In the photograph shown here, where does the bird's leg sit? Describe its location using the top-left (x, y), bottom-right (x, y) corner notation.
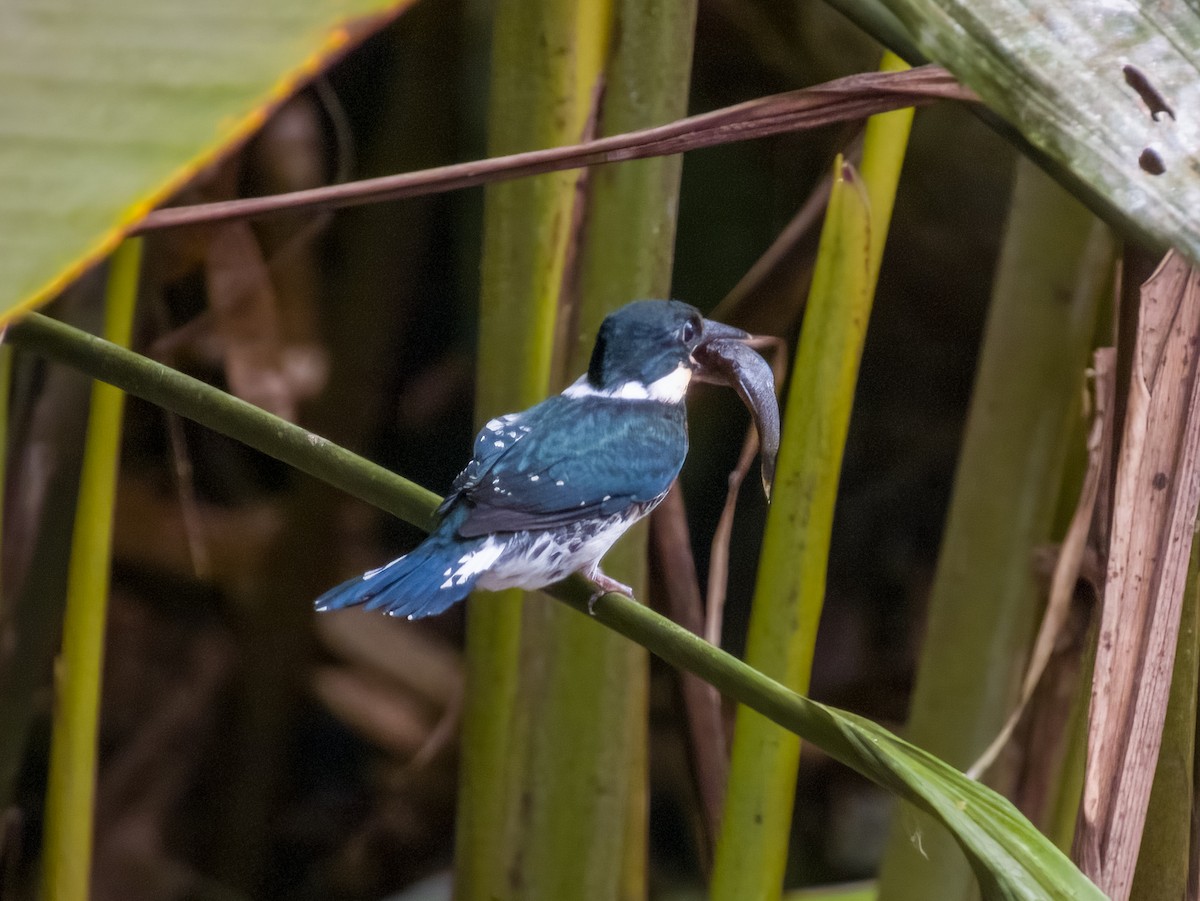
top-left (584, 563), bottom-right (634, 614)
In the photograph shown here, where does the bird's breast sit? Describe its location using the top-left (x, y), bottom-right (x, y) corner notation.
top-left (475, 497), bottom-right (661, 592)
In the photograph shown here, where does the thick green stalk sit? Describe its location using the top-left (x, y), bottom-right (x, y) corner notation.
top-left (1129, 530), bottom-right (1200, 900)
top-left (4, 310), bottom-right (1105, 900)
top-left (41, 238), bottom-right (142, 901)
top-left (877, 159), bottom-right (1110, 901)
top-left (456, 1), bottom-right (613, 898)
top-left (712, 55), bottom-right (913, 901)
top-left (505, 0), bottom-right (696, 896)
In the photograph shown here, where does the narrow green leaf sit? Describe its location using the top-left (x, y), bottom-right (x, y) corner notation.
top-left (40, 238), bottom-right (142, 901)
top-left (712, 53), bottom-right (914, 900)
top-left (0, 0), bottom-right (416, 320)
top-left (712, 155), bottom-right (871, 900)
top-left (6, 311), bottom-right (1106, 901)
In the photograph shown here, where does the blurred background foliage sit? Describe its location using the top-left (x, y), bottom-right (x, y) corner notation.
top-left (1, 0), bottom-right (1044, 898)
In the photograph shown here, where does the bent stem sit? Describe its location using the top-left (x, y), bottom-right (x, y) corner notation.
top-left (6, 309), bottom-right (1103, 900)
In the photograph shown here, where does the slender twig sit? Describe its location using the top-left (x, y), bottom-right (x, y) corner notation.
top-left (6, 314), bottom-right (440, 532)
top-left (131, 67), bottom-right (973, 234)
top-left (650, 486), bottom-right (728, 866)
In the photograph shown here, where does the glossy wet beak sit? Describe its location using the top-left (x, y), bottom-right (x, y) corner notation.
top-left (692, 320), bottom-right (780, 499)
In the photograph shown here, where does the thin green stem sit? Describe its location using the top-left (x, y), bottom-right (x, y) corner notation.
top-left (7, 310), bottom-right (1102, 901)
top-left (41, 238), bottom-right (143, 901)
top-left (712, 52), bottom-right (914, 900)
top-left (6, 314), bottom-right (440, 531)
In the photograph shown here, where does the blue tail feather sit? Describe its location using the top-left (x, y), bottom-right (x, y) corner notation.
top-left (314, 524), bottom-right (486, 620)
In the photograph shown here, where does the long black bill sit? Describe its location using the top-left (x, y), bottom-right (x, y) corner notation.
top-left (692, 321), bottom-right (780, 499)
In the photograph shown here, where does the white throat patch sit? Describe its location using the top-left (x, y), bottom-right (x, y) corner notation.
top-left (562, 364), bottom-right (692, 403)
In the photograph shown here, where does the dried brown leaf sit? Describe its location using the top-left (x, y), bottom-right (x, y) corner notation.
top-left (1075, 251), bottom-right (1200, 900)
top-left (205, 222), bottom-right (300, 420)
top-left (649, 486), bottom-right (727, 864)
top-left (314, 609), bottom-right (462, 710)
top-left (312, 666), bottom-right (437, 758)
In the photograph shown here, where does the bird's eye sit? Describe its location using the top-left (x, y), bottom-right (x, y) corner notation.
top-left (681, 318), bottom-right (699, 344)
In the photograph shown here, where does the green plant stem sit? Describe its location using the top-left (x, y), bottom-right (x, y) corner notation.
top-left (457, 1), bottom-right (614, 897)
top-left (502, 0), bottom-right (697, 895)
top-left (40, 238), bottom-right (142, 901)
top-left (5, 310), bottom-right (1104, 900)
top-left (712, 53), bottom-right (914, 901)
top-left (7, 316), bottom-right (439, 529)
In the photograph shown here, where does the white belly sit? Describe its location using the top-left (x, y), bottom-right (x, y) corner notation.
top-left (475, 512), bottom-right (639, 592)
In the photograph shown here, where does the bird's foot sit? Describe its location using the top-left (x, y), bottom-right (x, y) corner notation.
top-left (585, 567), bottom-right (634, 614)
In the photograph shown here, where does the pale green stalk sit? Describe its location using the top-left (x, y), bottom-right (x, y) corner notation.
top-left (41, 238), bottom-right (142, 901)
top-left (711, 53), bottom-right (914, 901)
top-left (455, 1), bottom-right (614, 897)
top-left (503, 0), bottom-right (696, 895)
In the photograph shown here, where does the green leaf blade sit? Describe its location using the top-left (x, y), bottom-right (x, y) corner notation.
top-left (879, 0), bottom-right (1200, 260)
top-left (0, 0), bottom-right (413, 320)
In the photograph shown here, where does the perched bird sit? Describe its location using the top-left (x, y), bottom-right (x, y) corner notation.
top-left (314, 300), bottom-right (774, 620)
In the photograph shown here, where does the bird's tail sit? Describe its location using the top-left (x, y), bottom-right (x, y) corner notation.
top-left (314, 518), bottom-right (495, 620)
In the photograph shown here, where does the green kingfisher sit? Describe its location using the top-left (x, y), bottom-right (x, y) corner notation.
top-left (314, 299), bottom-right (776, 619)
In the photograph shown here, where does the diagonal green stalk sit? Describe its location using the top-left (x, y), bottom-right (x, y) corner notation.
top-left (40, 238), bottom-right (142, 901)
top-left (877, 159), bottom-right (1111, 901)
top-left (6, 309), bottom-right (1104, 900)
top-left (456, 1), bottom-right (614, 897)
top-left (711, 53), bottom-right (914, 901)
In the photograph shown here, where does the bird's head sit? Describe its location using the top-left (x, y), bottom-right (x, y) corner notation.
top-left (575, 299), bottom-right (780, 497)
top-left (582, 300), bottom-right (749, 402)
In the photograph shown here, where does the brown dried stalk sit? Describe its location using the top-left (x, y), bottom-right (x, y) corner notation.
top-left (1075, 251), bottom-right (1200, 900)
top-left (132, 66), bottom-right (974, 233)
top-left (649, 486), bottom-right (727, 866)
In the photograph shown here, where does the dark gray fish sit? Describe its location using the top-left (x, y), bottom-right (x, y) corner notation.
top-left (694, 337), bottom-right (780, 498)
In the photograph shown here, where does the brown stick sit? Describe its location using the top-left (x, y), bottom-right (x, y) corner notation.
top-left (1075, 252), bottom-right (1200, 900)
top-left (650, 486), bottom-right (728, 867)
top-left (132, 67), bottom-right (974, 233)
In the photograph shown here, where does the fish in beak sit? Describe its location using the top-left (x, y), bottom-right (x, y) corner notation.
top-left (692, 320), bottom-right (780, 499)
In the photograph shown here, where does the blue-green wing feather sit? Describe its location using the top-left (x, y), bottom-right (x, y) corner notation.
top-left (447, 396), bottom-right (687, 537)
